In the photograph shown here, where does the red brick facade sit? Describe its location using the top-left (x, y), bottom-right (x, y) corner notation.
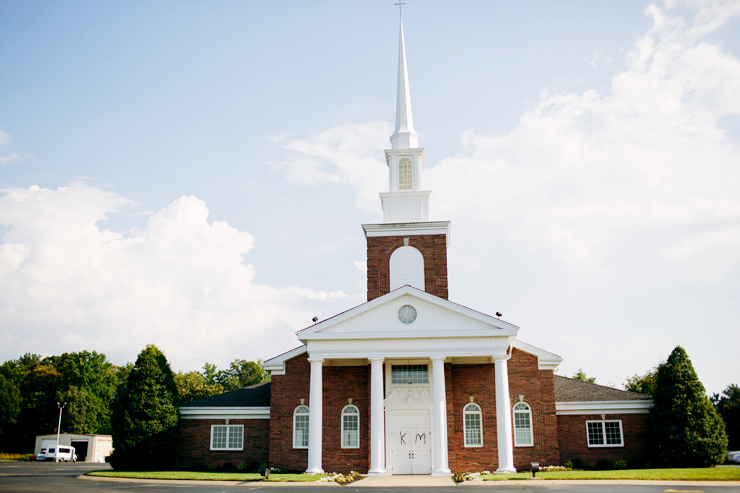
top-left (446, 349), bottom-right (560, 473)
top-left (180, 418), bottom-right (269, 468)
top-left (184, 349), bottom-right (649, 473)
top-left (268, 353), bottom-right (372, 474)
top-left (557, 413), bottom-right (649, 465)
top-left (366, 234), bottom-right (448, 301)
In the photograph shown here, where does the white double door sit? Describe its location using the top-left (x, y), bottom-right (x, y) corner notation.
top-left (389, 413), bottom-right (432, 475)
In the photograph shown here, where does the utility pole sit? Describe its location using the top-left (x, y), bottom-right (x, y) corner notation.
top-left (55, 402), bottom-right (66, 462)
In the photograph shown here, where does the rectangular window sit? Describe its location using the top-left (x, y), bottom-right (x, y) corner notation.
top-left (391, 365), bottom-right (429, 385)
top-left (294, 415), bottom-right (309, 448)
top-left (342, 414), bottom-right (359, 448)
top-left (464, 413), bottom-right (482, 446)
top-left (586, 420), bottom-right (623, 447)
top-left (211, 425), bottom-right (244, 451)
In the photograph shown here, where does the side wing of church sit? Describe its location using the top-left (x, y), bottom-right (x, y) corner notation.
top-left (180, 19), bottom-right (652, 475)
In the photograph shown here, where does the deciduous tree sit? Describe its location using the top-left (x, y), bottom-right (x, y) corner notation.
top-left (713, 384), bottom-right (740, 450)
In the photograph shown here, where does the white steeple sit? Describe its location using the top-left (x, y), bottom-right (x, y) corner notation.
top-left (391, 20), bottom-right (419, 149)
top-left (381, 19), bottom-right (431, 223)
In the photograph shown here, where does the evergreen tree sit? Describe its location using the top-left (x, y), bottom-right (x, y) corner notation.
top-left (110, 345), bottom-right (179, 470)
top-left (713, 384), bottom-right (740, 450)
top-left (649, 346), bottom-right (727, 467)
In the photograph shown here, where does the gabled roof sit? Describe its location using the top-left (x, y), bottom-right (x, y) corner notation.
top-left (553, 376), bottom-right (651, 402)
top-left (553, 375), bottom-right (653, 415)
top-left (296, 285), bottom-right (518, 342)
top-left (179, 381), bottom-right (271, 408)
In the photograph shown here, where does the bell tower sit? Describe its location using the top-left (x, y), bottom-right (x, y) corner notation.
top-left (363, 19), bottom-right (450, 301)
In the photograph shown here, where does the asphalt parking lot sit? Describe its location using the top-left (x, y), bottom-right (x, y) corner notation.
top-left (1, 461), bottom-right (740, 492)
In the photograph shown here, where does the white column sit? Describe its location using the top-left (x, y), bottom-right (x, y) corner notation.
top-left (306, 357), bottom-right (324, 474)
top-left (494, 357), bottom-right (517, 473)
top-left (431, 357), bottom-right (451, 475)
top-left (368, 358), bottom-right (386, 476)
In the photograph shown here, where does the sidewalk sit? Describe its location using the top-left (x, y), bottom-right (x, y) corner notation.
top-left (352, 475), bottom-right (455, 487)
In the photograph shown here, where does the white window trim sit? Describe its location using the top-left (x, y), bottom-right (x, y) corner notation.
top-left (463, 403), bottom-right (483, 448)
top-left (341, 404), bottom-right (360, 449)
top-left (586, 419), bottom-right (624, 448)
top-left (210, 424), bottom-right (244, 451)
top-left (293, 405), bottom-right (310, 449)
top-left (513, 402), bottom-right (534, 447)
top-left (390, 363), bottom-right (430, 386)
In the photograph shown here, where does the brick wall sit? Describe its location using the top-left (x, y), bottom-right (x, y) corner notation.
top-left (321, 365), bottom-right (371, 474)
top-left (557, 413), bottom-right (649, 465)
top-left (180, 418), bottom-right (269, 468)
top-left (446, 349), bottom-right (560, 473)
top-left (269, 353), bottom-right (310, 472)
top-left (268, 353), bottom-right (373, 474)
top-left (366, 234), bottom-right (448, 301)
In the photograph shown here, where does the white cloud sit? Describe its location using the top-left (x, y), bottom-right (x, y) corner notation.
top-left (270, 122), bottom-right (390, 213)
top-left (268, 3), bottom-right (740, 278)
top-left (0, 182), bottom-right (344, 370)
top-left (425, 1), bottom-right (740, 275)
top-left (0, 130), bottom-right (20, 165)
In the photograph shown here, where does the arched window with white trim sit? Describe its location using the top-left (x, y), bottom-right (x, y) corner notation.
top-left (293, 405), bottom-right (310, 449)
top-left (513, 402), bottom-right (533, 446)
top-left (341, 404), bottom-right (360, 448)
top-left (463, 403), bottom-right (483, 447)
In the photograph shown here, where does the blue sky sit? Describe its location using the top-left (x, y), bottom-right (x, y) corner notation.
top-left (1, 0), bottom-right (738, 394)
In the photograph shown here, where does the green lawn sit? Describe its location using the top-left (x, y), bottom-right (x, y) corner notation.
top-left (478, 468), bottom-right (740, 481)
top-left (85, 470), bottom-right (325, 482)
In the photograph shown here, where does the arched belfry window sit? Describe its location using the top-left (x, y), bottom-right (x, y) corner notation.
top-left (341, 404), bottom-right (360, 448)
top-left (390, 246), bottom-right (424, 292)
top-left (463, 403), bottom-right (483, 447)
top-left (398, 157), bottom-right (412, 190)
top-left (293, 405), bottom-right (309, 449)
top-left (513, 402), bottom-right (533, 446)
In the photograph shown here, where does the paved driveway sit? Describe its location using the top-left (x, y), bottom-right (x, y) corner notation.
top-left (1, 461), bottom-right (740, 492)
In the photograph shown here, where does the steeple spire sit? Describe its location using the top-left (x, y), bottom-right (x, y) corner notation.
top-left (391, 20), bottom-right (419, 149)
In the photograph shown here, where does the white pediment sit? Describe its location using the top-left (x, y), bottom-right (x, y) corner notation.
top-left (297, 286), bottom-right (518, 342)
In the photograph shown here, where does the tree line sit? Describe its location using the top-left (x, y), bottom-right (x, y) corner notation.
top-left (0, 347), bottom-right (269, 453)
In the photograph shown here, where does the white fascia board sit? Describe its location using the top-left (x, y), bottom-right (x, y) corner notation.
top-left (180, 407), bottom-right (270, 420)
top-left (362, 221), bottom-right (450, 239)
top-left (297, 286), bottom-right (518, 343)
top-left (512, 340), bottom-right (563, 370)
top-left (555, 400), bottom-right (653, 415)
top-left (263, 345), bottom-right (307, 375)
top-left (384, 147), bottom-right (425, 167)
top-left (305, 328), bottom-right (512, 340)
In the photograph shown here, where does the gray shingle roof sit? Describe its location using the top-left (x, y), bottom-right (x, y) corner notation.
top-left (554, 375), bottom-right (652, 402)
top-left (179, 381), bottom-right (271, 408)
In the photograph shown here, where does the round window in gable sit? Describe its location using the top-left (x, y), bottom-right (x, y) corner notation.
top-left (398, 305), bottom-right (417, 324)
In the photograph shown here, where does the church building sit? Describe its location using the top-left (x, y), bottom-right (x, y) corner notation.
top-left (180, 20), bottom-right (652, 475)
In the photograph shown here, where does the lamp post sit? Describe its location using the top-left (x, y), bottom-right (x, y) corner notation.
top-left (55, 402), bottom-right (66, 463)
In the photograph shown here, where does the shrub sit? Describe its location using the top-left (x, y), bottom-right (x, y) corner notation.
top-left (569, 457), bottom-right (585, 470)
top-left (595, 458), bottom-right (613, 470)
top-left (614, 459), bottom-right (628, 469)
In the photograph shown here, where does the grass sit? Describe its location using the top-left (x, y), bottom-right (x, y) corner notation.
top-left (85, 470), bottom-right (325, 482)
top-left (478, 468), bottom-right (740, 481)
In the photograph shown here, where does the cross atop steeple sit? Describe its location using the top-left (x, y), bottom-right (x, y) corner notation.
top-left (394, 2), bottom-right (406, 20)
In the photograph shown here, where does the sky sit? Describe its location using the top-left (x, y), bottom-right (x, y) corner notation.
top-left (1, 0), bottom-right (738, 394)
